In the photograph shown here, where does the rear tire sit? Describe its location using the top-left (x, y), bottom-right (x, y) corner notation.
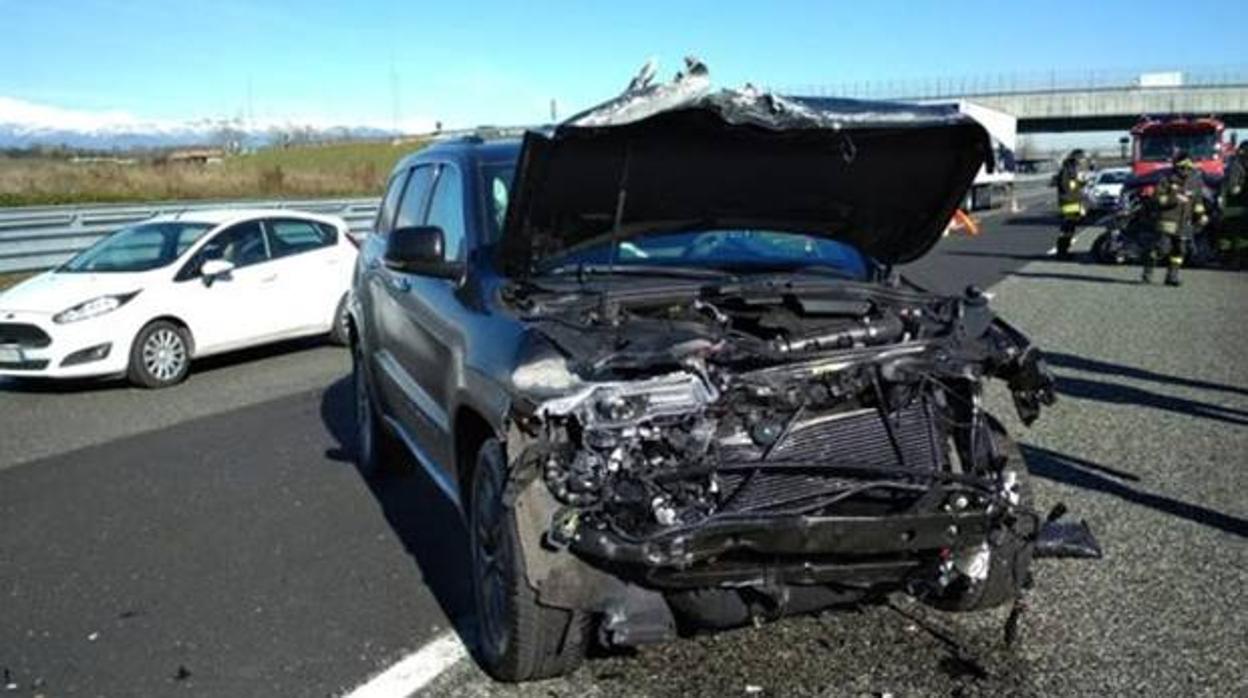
top-left (127, 321), bottom-right (192, 389)
top-left (469, 438), bottom-right (590, 682)
top-left (328, 293), bottom-right (350, 346)
top-left (352, 338), bottom-right (406, 477)
top-left (926, 427), bottom-right (1035, 612)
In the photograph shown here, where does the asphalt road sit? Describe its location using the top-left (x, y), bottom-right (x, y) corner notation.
top-left (4, 187), bottom-right (1245, 697)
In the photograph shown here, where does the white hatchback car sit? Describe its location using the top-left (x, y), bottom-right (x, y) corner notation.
top-left (0, 209), bottom-right (357, 388)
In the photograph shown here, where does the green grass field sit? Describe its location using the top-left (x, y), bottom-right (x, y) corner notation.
top-left (0, 139), bottom-right (425, 207)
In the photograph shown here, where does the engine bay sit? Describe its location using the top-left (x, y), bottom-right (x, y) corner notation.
top-left (506, 279), bottom-right (1057, 552)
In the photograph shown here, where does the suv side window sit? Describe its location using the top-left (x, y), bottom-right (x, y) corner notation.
top-left (266, 218), bottom-right (335, 258)
top-left (376, 169), bottom-right (409, 236)
top-left (394, 165), bottom-right (435, 232)
top-left (177, 220), bottom-right (269, 279)
top-left (427, 164), bottom-right (466, 262)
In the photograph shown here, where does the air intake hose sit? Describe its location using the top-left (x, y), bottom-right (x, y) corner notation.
top-left (771, 314), bottom-right (905, 353)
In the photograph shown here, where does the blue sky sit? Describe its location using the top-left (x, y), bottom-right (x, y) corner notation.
top-left (1, 0), bottom-right (1241, 130)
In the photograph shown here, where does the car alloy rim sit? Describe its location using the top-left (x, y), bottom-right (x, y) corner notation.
top-left (142, 329), bottom-right (186, 381)
top-left (473, 459), bottom-right (510, 658)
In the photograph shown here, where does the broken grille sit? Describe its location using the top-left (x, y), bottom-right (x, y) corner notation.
top-left (716, 404), bottom-right (945, 514)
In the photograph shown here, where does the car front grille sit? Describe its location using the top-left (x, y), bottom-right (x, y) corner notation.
top-left (716, 404), bottom-right (946, 514)
top-left (0, 323), bottom-right (52, 349)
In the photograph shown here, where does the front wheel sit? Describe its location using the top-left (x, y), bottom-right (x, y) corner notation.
top-left (925, 428), bottom-right (1035, 612)
top-left (469, 438), bottom-right (590, 682)
top-left (127, 321), bottom-right (192, 389)
top-left (1091, 232), bottom-right (1124, 265)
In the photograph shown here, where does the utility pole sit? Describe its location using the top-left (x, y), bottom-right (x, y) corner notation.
top-left (549, 98), bottom-right (558, 123)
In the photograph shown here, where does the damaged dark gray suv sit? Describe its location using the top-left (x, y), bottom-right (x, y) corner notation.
top-left (348, 62), bottom-right (1059, 682)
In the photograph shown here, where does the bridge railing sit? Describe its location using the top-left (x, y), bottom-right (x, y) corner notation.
top-left (782, 64), bottom-right (1248, 101)
top-left (0, 198), bottom-right (380, 273)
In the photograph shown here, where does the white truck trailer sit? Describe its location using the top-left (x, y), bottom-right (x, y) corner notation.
top-left (931, 101), bottom-right (1018, 210)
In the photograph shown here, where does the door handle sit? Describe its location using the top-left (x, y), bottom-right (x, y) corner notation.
top-left (261, 273), bottom-right (278, 283)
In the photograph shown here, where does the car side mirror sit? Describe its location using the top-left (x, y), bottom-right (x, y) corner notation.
top-left (200, 259), bottom-right (235, 283)
top-left (384, 225), bottom-right (462, 278)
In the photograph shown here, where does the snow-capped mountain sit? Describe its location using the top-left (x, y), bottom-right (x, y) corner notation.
top-left (0, 97), bottom-right (432, 149)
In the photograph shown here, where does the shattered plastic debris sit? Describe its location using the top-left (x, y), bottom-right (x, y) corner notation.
top-left (1034, 503), bottom-right (1103, 559)
top-left (1035, 520), bottom-right (1103, 559)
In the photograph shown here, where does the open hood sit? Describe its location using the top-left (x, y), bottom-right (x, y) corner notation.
top-left (500, 59), bottom-right (992, 274)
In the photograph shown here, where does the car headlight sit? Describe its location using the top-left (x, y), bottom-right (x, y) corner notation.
top-left (54, 291), bottom-right (140, 324)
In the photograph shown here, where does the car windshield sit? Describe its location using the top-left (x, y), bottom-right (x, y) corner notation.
top-left (1138, 132), bottom-right (1219, 162)
top-left (535, 229), bottom-right (872, 281)
top-left (60, 221), bottom-right (213, 273)
top-left (1098, 171), bottom-right (1129, 184)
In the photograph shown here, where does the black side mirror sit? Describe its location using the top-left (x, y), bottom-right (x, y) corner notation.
top-left (383, 226), bottom-right (462, 278)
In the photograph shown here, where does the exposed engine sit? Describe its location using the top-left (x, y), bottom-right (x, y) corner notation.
top-left (509, 283), bottom-right (1056, 548)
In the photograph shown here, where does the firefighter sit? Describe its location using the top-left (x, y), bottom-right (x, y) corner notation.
top-left (1054, 149), bottom-right (1086, 259)
top-left (1142, 151), bottom-right (1198, 286)
top-left (1217, 141), bottom-right (1248, 268)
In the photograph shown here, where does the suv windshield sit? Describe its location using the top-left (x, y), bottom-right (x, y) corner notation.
top-left (536, 229), bottom-right (871, 280)
top-left (61, 221), bottom-right (213, 273)
top-left (1138, 132), bottom-right (1219, 162)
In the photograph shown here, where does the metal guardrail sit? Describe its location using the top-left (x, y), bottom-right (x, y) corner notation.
top-left (0, 198), bottom-right (381, 273)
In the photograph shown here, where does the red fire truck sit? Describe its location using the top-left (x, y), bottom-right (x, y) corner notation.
top-left (1130, 116), bottom-right (1226, 178)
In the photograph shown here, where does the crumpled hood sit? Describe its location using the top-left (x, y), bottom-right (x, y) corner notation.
top-left (0, 270), bottom-right (146, 314)
top-left (501, 59), bottom-right (991, 273)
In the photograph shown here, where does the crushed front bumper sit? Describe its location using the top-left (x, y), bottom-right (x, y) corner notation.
top-left (571, 509), bottom-right (997, 588)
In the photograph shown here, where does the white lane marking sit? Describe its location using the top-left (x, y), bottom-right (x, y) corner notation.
top-left (343, 631), bottom-right (468, 698)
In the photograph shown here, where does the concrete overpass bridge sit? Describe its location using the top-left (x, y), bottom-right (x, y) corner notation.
top-left (788, 66), bottom-right (1248, 133)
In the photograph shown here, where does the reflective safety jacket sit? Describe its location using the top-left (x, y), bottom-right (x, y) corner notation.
top-left (1055, 161), bottom-right (1083, 219)
top-left (1153, 170), bottom-right (1192, 236)
top-left (1221, 156), bottom-right (1247, 227)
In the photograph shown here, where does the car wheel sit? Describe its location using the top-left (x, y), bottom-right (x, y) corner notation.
top-left (127, 321), bottom-right (192, 389)
top-left (329, 293), bottom-right (351, 346)
top-left (469, 437), bottom-right (590, 682)
top-left (926, 426), bottom-right (1035, 613)
top-left (1091, 233), bottom-right (1115, 264)
top-left (352, 339), bottom-right (405, 477)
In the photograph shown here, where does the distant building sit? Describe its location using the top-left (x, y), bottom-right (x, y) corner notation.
top-left (165, 148), bottom-right (225, 165)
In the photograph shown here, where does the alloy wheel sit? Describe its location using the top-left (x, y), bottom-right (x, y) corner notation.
top-left (141, 328), bottom-right (186, 382)
top-left (472, 455), bottom-right (511, 660)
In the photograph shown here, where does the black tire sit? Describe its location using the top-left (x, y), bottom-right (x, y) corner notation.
top-left (328, 293), bottom-right (351, 346)
top-left (469, 438), bottom-right (590, 682)
top-left (927, 427), bottom-right (1035, 613)
top-left (352, 338), bottom-right (406, 477)
top-left (1090, 233), bottom-right (1114, 264)
top-left (127, 321), bottom-right (192, 389)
